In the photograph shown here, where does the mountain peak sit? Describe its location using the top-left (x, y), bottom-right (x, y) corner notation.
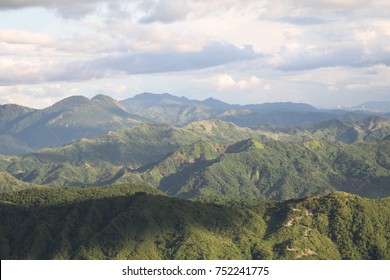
top-left (49, 95), bottom-right (90, 111)
top-left (91, 94), bottom-right (128, 111)
top-left (91, 94), bottom-right (116, 102)
top-left (201, 97), bottom-right (231, 110)
top-left (133, 92), bottom-right (176, 99)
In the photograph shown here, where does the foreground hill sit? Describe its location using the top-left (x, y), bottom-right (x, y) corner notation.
top-left (0, 188), bottom-right (388, 259)
top-left (0, 95), bottom-right (145, 155)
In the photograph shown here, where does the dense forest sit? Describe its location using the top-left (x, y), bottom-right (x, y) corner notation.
top-left (0, 186), bottom-right (388, 259)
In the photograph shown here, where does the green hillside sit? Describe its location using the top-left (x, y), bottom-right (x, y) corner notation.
top-left (0, 120), bottom-right (388, 200)
top-left (0, 172), bottom-right (35, 192)
top-left (0, 188), bottom-right (388, 260)
top-left (116, 138), bottom-right (389, 199)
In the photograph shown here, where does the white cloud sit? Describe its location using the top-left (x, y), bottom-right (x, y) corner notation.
top-left (213, 74), bottom-right (261, 91)
top-left (139, 0), bottom-right (266, 23)
top-left (139, 0), bottom-right (191, 23)
top-left (0, 0), bottom-right (266, 20)
top-left (0, 29), bottom-right (54, 45)
top-left (0, 84), bottom-right (70, 108)
top-left (0, 57), bottom-right (46, 84)
top-left (1, 0), bottom-right (390, 108)
top-left (263, 83), bottom-right (272, 91)
top-left (0, 41), bottom-right (259, 85)
top-left (327, 84), bottom-right (339, 91)
top-left (100, 21), bottom-right (207, 53)
top-left (0, 0), bottom-right (111, 18)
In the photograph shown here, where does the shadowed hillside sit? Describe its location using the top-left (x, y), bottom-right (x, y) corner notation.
top-left (0, 188), bottom-right (388, 260)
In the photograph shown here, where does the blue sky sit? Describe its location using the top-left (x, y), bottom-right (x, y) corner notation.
top-left (0, 0), bottom-right (390, 108)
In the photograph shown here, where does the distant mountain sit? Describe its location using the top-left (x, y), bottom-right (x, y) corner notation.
top-left (277, 116), bottom-right (390, 144)
top-left (0, 104), bottom-right (36, 132)
top-left (219, 110), bottom-right (338, 127)
top-left (1, 120), bottom-right (389, 199)
top-left (243, 102), bottom-right (317, 112)
top-left (0, 189), bottom-right (388, 259)
top-left (0, 95), bottom-right (145, 155)
top-left (1, 93), bottom-right (387, 156)
top-left (120, 92), bottom-right (338, 126)
top-left (120, 92), bottom-right (217, 125)
top-left (353, 101), bottom-right (390, 112)
top-left (201, 97), bottom-right (231, 110)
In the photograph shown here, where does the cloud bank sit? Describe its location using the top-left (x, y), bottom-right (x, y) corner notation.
top-left (1, 0), bottom-right (390, 107)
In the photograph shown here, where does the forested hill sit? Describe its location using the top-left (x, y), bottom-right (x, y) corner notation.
top-left (0, 123), bottom-right (388, 200)
top-left (127, 138), bottom-right (389, 199)
top-left (0, 187), bottom-right (388, 260)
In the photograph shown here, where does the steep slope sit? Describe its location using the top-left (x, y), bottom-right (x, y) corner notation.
top-left (0, 190), bottom-right (388, 260)
top-left (0, 95), bottom-right (145, 154)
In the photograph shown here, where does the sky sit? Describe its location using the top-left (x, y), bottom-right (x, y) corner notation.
top-left (0, 0), bottom-right (390, 109)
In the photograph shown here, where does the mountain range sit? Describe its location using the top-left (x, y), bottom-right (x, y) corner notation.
top-left (0, 92), bottom-right (389, 260)
top-left (1, 92), bottom-right (387, 155)
top-left (353, 101), bottom-right (390, 112)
